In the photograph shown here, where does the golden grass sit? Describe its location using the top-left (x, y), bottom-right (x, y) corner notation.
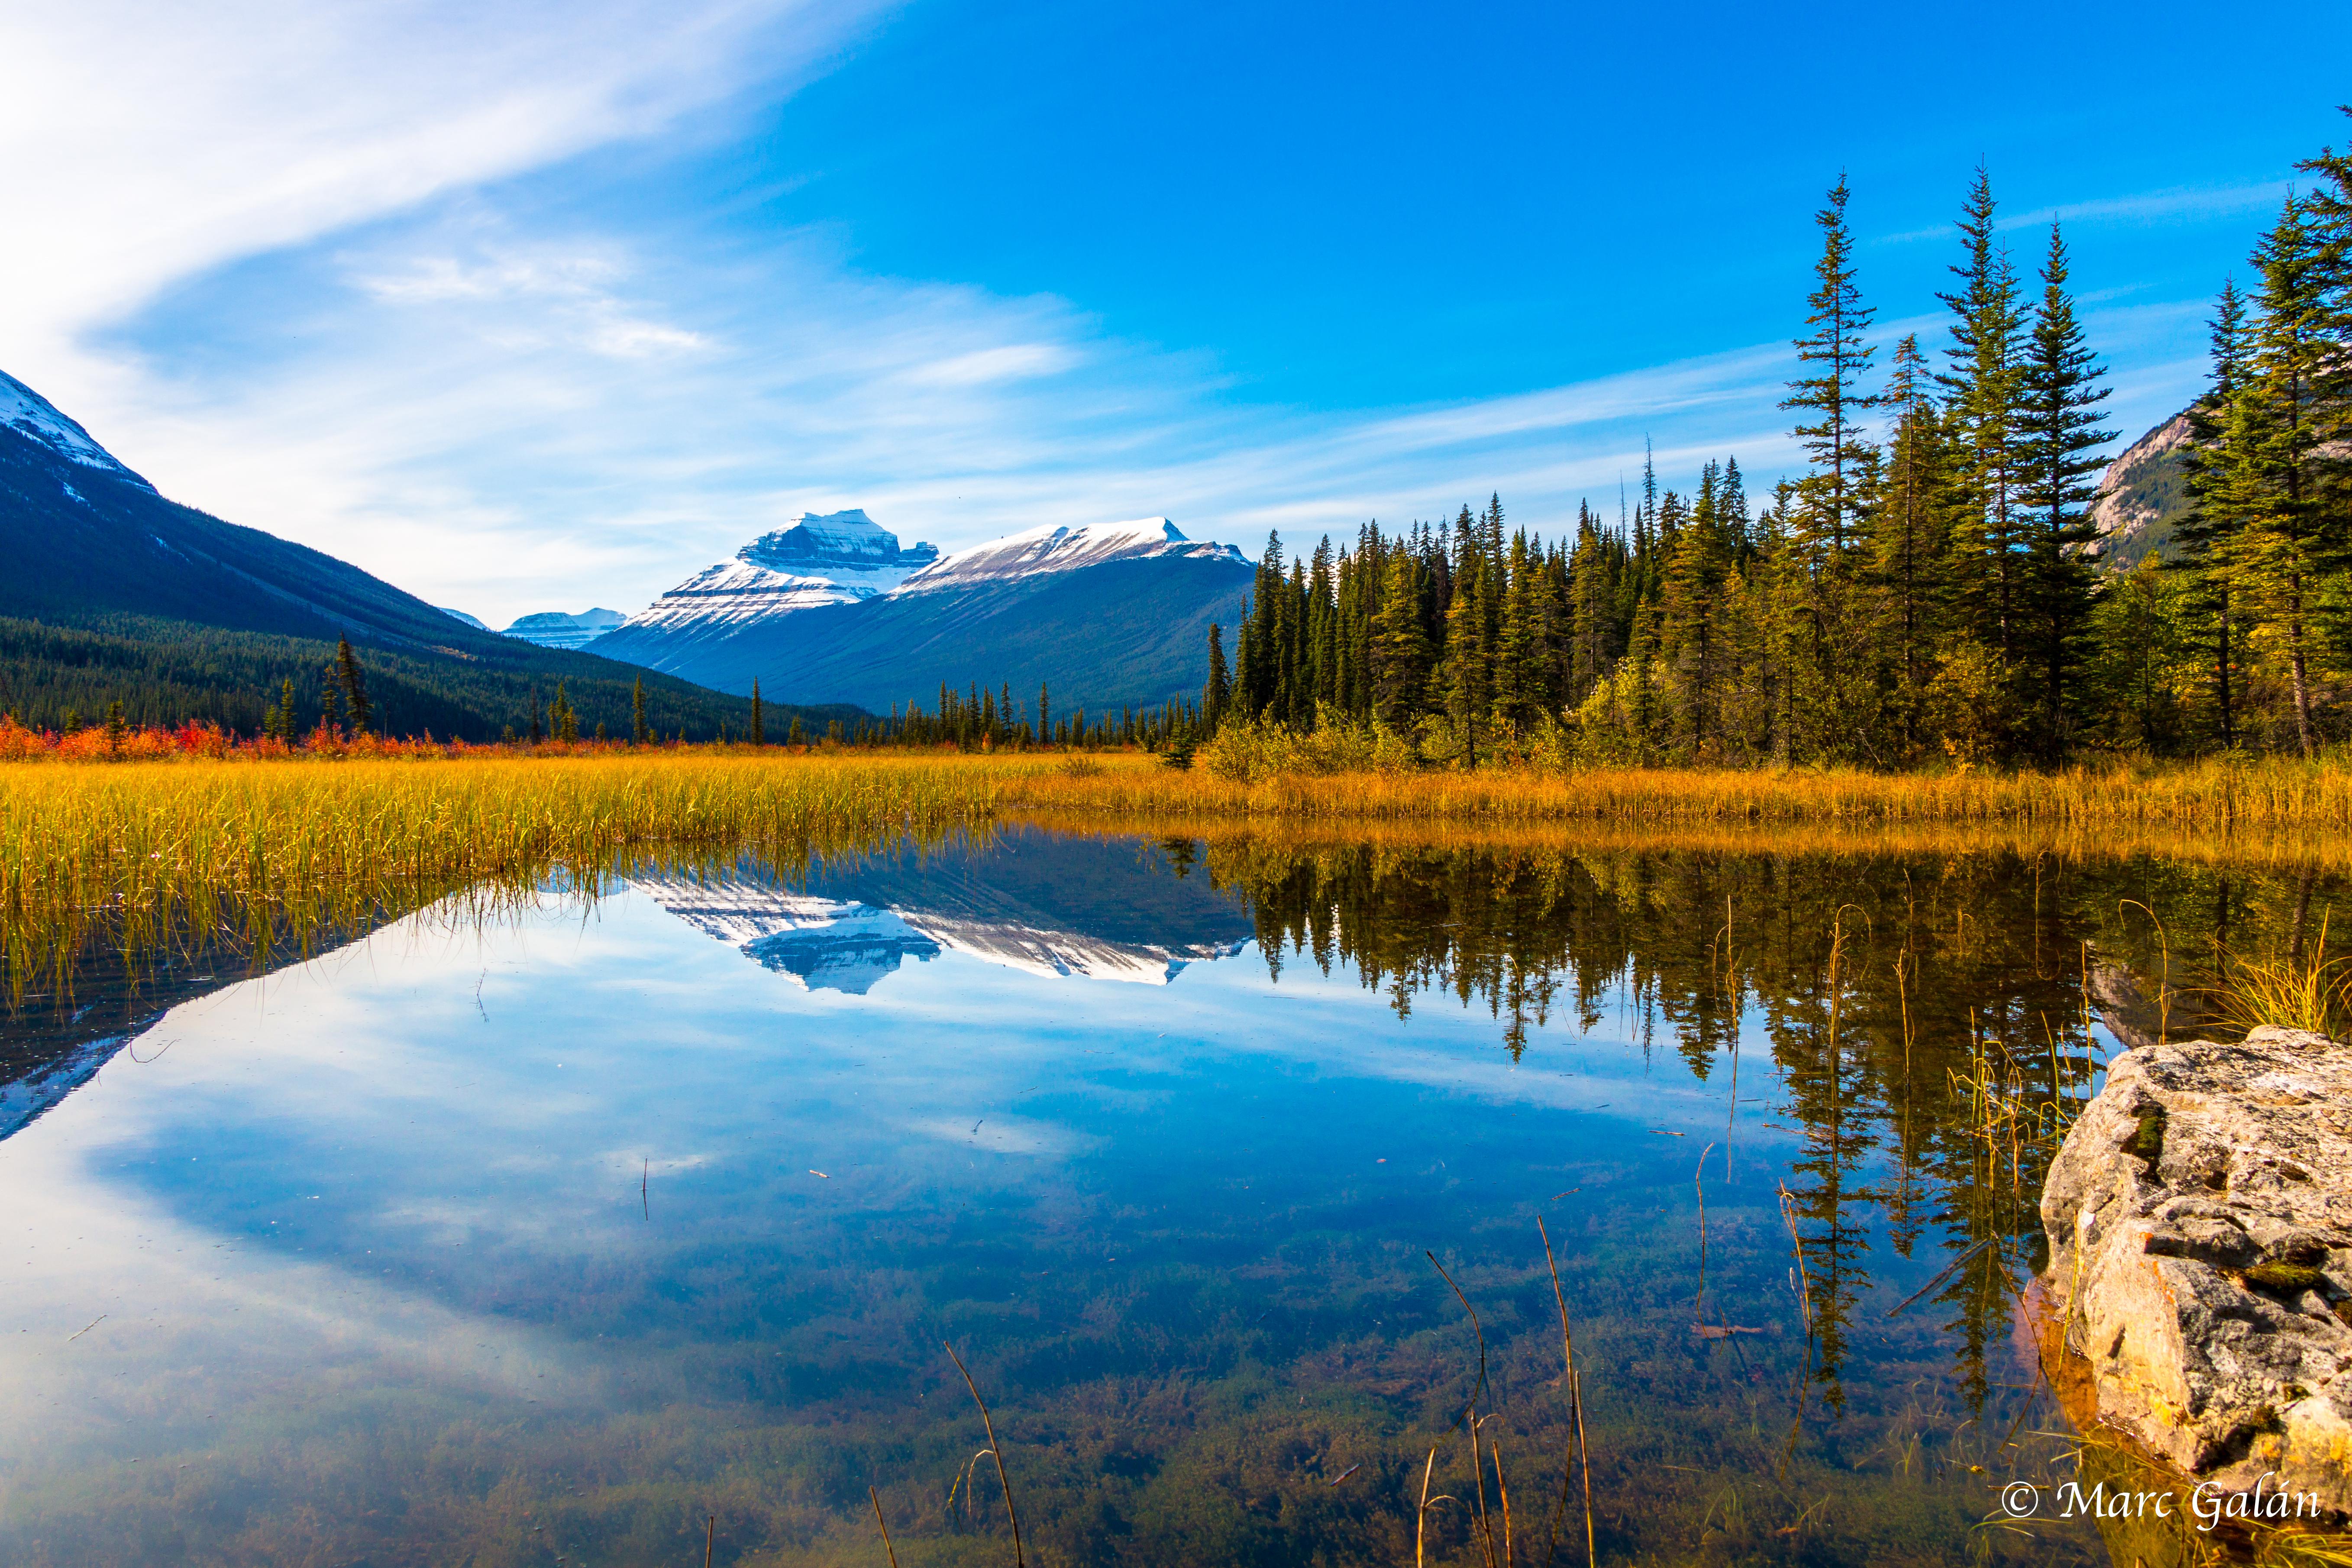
top-left (1002, 751), bottom-right (2352, 832)
top-left (0, 753), bottom-right (1047, 999)
top-left (2213, 911), bottom-right (2352, 1038)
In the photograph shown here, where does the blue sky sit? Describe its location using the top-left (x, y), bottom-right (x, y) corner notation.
top-left (1, 1), bottom-right (2342, 624)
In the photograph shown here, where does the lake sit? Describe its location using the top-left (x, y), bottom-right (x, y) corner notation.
top-left (0, 824), bottom-right (2336, 1565)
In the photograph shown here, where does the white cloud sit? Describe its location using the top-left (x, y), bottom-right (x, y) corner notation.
top-left (0, 0), bottom-right (892, 411)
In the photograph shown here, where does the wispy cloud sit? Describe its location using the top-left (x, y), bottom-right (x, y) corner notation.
top-left (0, 0), bottom-right (893, 407)
top-left (1876, 181), bottom-right (2291, 245)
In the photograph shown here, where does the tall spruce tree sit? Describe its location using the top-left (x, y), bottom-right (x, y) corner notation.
top-left (2014, 221), bottom-right (2113, 761)
top-left (1870, 333), bottom-right (1959, 756)
top-left (1781, 175), bottom-right (1880, 561)
top-left (2234, 195), bottom-right (2344, 754)
top-left (2178, 278), bottom-right (2252, 750)
top-left (1938, 166), bottom-right (2029, 666)
top-left (334, 638), bottom-right (372, 735)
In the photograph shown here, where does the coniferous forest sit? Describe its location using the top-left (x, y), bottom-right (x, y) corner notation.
top-left (1097, 122), bottom-right (2352, 773)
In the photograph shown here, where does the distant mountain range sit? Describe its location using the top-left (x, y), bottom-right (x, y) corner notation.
top-left (502, 607), bottom-right (627, 650)
top-left (0, 369), bottom-right (853, 739)
top-left (590, 510), bottom-right (1254, 715)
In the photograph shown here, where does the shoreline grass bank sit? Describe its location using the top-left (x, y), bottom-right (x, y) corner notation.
top-left (8, 748), bottom-right (2352, 996)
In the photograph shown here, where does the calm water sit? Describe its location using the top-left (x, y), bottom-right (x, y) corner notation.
top-left (0, 827), bottom-right (2340, 1566)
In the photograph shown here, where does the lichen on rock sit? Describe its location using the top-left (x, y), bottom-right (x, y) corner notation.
top-left (2040, 1025), bottom-right (2352, 1519)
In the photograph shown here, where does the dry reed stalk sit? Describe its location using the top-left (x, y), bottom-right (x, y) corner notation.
top-left (704, 1513), bottom-right (714, 1568)
top-left (1570, 1366), bottom-right (1595, 1568)
top-left (1536, 1218), bottom-right (1580, 1568)
top-left (868, 1487), bottom-right (900, 1568)
top-left (1777, 1182), bottom-right (1814, 1332)
top-left (943, 1341), bottom-right (1027, 1568)
top-left (1692, 1141), bottom-right (1716, 1323)
top-left (1426, 1250), bottom-right (1499, 1567)
top-left (1415, 1445), bottom-right (1446, 1568)
top-left (1493, 1439), bottom-right (1515, 1568)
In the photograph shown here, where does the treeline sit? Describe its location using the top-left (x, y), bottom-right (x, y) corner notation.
top-left (0, 613), bottom-right (859, 746)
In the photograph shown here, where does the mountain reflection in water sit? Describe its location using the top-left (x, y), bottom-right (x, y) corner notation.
top-left (639, 829), bottom-right (1253, 992)
top-left (0, 825), bottom-right (2342, 1567)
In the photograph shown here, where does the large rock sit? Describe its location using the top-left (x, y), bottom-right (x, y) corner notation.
top-left (2041, 1026), bottom-right (2352, 1516)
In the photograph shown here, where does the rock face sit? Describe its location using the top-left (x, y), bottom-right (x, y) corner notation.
top-left (2040, 1026), bottom-right (2352, 1515)
top-left (2087, 410), bottom-right (2196, 572)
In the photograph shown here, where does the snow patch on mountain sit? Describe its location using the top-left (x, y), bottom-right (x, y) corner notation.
top-left (503, 607), bottom-right (627, 650)
top-left (0, 369), bottom-right (156, 491)
top-left (896, 518), bottom-right (1245, 594)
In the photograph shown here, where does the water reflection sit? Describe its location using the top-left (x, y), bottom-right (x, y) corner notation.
top-left (0, 825), bottom-right (2340, 1566)
top-left (642, 831), bottom-right (1251, 991)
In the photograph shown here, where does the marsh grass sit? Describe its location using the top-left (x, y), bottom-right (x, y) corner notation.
top-left (0, 754), bottom-right (1035, 1004)
top-left (1002, 752), bottom-right (2352, 835)
top-left (2213, 910), bottom-right (2352, 1038)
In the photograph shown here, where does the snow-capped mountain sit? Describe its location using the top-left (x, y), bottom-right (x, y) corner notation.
top-left (0, 369), bottom-right (157, 494)
top-left (615, 510), bottom-right (939, 639)
top-left (503, 607), bottom-right (627, 650)
top-left (438, 607), bottom-right (491, 631)
top-left (588, 510), bottom-right (1253, 715)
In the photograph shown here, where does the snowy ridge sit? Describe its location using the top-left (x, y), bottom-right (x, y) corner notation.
top-left (894, 518), bottom-right (1244, 595)
top-left (0, 369), bottom-right (155, 491)
top-left (606, 510), bottom-right (940, 642)
top-left (439, 607), bottom-right (491, 631)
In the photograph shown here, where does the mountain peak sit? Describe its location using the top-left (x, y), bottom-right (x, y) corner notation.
top-left (0, 370), bottom-right (157, 493)
top-left (739, 509), bottom-right (939, 572)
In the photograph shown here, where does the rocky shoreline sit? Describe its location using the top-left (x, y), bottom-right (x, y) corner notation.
top-left (2039, 1025), bottom-right (2352, 1521)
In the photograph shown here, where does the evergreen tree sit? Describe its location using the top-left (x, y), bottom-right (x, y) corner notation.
top-left (321, 662), bottom-right (347, 735)
top-left (750, 679), bottom-right (765, 745)
top-left (1938, 166), bottom-right (2029, 665)
top-left (632, 675), bottom-right (649, 745)
top-left (1870, 333), bottom-right (1960, 756)
top-left (334, 638), bottom-right (372, 734)
top-left (1781, 175), bottom-right (1880, 561)
top-left (1202, 624), bottom-right (1231, 728)
top-left (2177, 278), bottom-right (2253, 750)
top-left (2014, 221), bottom-right (2113, 761)
top-left (2233, 195), bottom-right (2345, 754)
top-left (1370, 547), bottom-right (1433, 727)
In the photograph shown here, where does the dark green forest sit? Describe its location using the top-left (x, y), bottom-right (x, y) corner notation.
top-left (0, 614), bottom-right (859, 743)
